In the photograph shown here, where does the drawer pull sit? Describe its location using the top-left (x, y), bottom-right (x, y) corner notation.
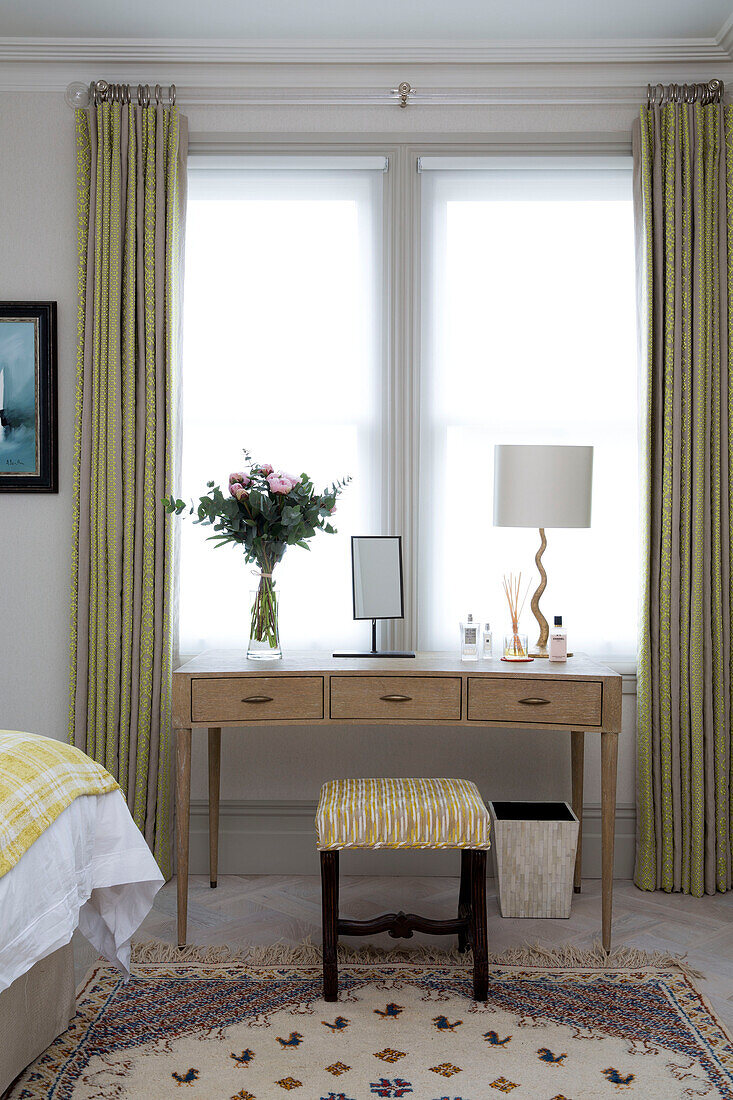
top-left (241, 694), bottom-right (274, 704)
top-left (380, 693), bottom-right (413, 703)
top-left (518, 696), bottom-right (551, 706)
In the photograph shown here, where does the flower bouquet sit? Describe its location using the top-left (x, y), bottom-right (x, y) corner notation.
top-left (164, 453), bottom-right (350, 659)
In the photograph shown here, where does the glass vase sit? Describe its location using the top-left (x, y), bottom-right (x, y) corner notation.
top-left (503, 630), bottom-right (529, 660)
top-left (247, 572), bottom-right (281, 659)
top-left (247, 544), bottom-right (286, 660)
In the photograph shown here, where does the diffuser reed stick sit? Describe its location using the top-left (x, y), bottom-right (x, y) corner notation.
top-left (503, 571), bottom-right (531, 658)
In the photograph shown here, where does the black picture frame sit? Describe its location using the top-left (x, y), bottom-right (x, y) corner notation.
top-left (0, 302), bottom-right (58, 493)
top-left (350, 534), bottom-right (406, 620)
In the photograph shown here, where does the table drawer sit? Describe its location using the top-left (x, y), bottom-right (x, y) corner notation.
top-left (191, 676), bottom-right (324, 723)
top-left (330, 676), bottom-right (461, 721)
top-left (467, 677), bottom-right (602, 726)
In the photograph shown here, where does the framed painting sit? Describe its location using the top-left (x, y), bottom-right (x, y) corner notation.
top-left (0, 302), bottom-right (57, 492)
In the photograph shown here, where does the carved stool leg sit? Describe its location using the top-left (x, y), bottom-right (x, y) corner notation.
top-left (470, 850), bottom-right (488, 1001)
top-left (320, 850), bottom-right (339, 1001)
top-left (457, 849), bottom-right (471, 952)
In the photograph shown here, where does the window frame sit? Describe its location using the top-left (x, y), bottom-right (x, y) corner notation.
top-left (184, 133), bottom-right (636, 676)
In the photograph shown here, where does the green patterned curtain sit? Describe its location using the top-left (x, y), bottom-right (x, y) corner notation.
top-left (69, 101), bottom-right (187, 877)
top-left (634, 101), bottom-right (732, 895)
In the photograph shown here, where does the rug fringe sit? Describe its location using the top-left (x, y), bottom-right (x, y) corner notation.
top-left (130, 937), bottom-right (702, 977)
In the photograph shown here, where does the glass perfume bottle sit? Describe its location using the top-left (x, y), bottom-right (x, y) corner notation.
top-left (549, 614), bottom-right (568, 662)
top-left (482, 622), bottom-right (493, 659)
top-left (460, 613), bottom-right (479, 661)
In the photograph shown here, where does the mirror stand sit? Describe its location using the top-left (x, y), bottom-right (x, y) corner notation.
top-left (333, 618), bottom-right (416, 659)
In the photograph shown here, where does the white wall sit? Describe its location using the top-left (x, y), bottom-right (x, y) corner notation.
top-left (0, 87), bottom-right (640, 875)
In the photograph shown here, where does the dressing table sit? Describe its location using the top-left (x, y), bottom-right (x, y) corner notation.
top-left (172, 652), bottom-right (622, 951)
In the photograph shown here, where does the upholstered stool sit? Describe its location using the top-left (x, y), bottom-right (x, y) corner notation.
top-left (316, 777), bottom-right (491, 1001)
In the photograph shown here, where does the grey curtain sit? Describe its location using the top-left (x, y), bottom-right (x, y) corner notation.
top-left (69, 101), bottom-right (187, 877)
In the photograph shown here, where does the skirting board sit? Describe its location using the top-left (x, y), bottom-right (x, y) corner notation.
top-left (186, 799), bottom-right (636, 879)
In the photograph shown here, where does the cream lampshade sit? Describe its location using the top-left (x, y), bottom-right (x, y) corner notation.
top-left (493, 444), bottom-right (593, 657)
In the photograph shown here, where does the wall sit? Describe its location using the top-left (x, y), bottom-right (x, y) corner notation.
top-left (0, 80), bottom-right (654, 878)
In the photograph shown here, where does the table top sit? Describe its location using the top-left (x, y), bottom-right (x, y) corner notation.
top-left (175, 650), bottom-right (621, 681)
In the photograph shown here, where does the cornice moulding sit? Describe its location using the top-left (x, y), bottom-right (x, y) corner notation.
top-left (0, 35), bottom-right (731, 66)
top-left (717, 13), bottom-right (733, 58)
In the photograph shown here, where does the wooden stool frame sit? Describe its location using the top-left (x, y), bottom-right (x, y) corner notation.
top-left (320, 848), bottom-right (489, 1001)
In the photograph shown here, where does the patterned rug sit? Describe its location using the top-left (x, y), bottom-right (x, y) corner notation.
top-left (7, 943), bottom-right (733, 1100)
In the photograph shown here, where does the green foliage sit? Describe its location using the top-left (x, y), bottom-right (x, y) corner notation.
top-left (162, 449), bottom-right (351, 570)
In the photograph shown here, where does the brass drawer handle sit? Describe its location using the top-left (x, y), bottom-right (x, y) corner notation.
top-left (241, 695), bottom-right (274, 704)
top-left (518, 697), bottom-right (551, 706)
top-left (380, 693), bottom-right (412, 703)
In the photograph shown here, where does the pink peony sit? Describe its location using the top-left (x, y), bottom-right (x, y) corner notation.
top-left (281, 471), bottom-right (301, 487)
top-left (230, 483), bottom-right (249, 501)
top-left (258, 463), bottom-right (274, 476)
top-left (229, 471), bottom-right (251, 487)
top-left (267, 474), bottom-right (293, 495)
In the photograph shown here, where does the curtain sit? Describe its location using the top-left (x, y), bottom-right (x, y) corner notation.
top-left (634, 102), bottom-right (732, 895)
top-left (69, 101), bottom-right (187, 877)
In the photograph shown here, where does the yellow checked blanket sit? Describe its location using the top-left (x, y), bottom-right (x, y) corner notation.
top-left (0, 730), bottom-right (119, 877)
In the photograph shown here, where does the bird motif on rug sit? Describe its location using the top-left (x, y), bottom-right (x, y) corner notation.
top-left (432, 1015), bottom-right (463, 1031)
top-left (322, 1016), bottom-right (350, 1031)
top-left (538, 1047), bottom-right (568, 1065)
top-left (484, 1030), bottom-right (512, 1046)
top-left (276, 1032), bottom-right (304, 1048)
top-left (602, 1067), bottom-right (635, 1087)
top-left (230, 1049), bottom-right (255, 1065)
top-left (374, 1003), bottom-right (404, 1019)
top-left (171, 1068), bottom-right (199, 1086)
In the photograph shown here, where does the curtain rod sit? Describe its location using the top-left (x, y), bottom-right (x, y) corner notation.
top-left (646, 78), bottom-right (723, 108)
top-left (65, 79), bottom-right (176, 108)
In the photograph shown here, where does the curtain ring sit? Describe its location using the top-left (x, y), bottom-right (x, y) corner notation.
top-left (94, 79), bottom-right (109, 105)
top-left (169, 83), bottom-right (176, 105)
top-left (708, 78), bottom-right (723, 103)
top-left (155, 84), bottom-right (162, 105)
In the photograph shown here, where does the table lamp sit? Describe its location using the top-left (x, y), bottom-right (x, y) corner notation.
top-left (493, 444), bottom-right (593, 658)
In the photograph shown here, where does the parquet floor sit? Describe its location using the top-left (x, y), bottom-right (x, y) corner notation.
top-left (120, 875), bottom-right (733, 1031)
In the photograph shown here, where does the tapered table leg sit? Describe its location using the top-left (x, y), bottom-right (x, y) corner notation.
top-left (176, 727), bottom-right (192, 947)
top-left (571, 731), bottom-right (584, 893)
top-left (208, 728), bottom-right (221, 888)
top-left (601, 730), bottom-right (618, 954)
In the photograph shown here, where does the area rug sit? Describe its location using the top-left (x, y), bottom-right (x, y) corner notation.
top-left (7, 943), bottom-right (733, 1100)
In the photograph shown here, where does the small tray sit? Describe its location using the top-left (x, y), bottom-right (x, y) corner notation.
top-left (500, 655), bottom-right (535, 663)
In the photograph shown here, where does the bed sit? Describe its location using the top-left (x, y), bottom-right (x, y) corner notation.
top-left (0, 737), bottom-right (164, 1095)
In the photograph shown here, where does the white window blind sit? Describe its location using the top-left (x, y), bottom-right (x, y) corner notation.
top-left (179, 160), bottom-right (384, 653)
top-left (418, 158), bottom-right (638, 659)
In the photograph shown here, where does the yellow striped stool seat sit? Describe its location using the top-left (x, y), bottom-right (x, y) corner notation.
top-left (316, 777), bottom-right (491, 851)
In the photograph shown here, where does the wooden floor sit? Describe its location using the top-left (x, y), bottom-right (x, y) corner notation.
top-left (116, 874), bottom-right (733, 1031)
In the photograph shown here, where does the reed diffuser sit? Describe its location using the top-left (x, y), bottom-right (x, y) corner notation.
top-left (502, 572), bottom-right (531, 660)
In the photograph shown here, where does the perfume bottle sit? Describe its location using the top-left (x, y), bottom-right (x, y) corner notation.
top-left (482, 622), bottom-right (493, 659)
top-left (549, 615), bottom-right (568, 662)
top-left (460, 614), bottom-right (479, 661)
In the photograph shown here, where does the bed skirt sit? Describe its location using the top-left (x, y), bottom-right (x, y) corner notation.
top-left (0, 944), bottom-right (75, 1096)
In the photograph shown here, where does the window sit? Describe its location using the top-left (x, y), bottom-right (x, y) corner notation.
top-left (179, 159), bottom-right (384, 652)
top-left (180, 149), bottom-right (639, 664)
top-left (418, 158), bottom-right (638, 657)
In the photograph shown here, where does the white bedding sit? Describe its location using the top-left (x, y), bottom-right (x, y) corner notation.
top-left (0, 790), bottom-right (163, 992)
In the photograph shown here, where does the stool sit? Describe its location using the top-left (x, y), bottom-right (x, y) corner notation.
top-left (316, 777), bottom-right (491, 1002)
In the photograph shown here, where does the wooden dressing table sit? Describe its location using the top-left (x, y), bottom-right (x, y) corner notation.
top-left (172, 653), bottom-right (622, 950)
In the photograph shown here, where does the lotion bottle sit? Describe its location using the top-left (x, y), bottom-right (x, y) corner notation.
top-left (460, 614), bottom-right (479, 661)
top-left (549, 615), bottom-right (567, 662)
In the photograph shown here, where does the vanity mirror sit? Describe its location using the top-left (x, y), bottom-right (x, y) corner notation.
top-left (333, 535), bottom-right (415, 658)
